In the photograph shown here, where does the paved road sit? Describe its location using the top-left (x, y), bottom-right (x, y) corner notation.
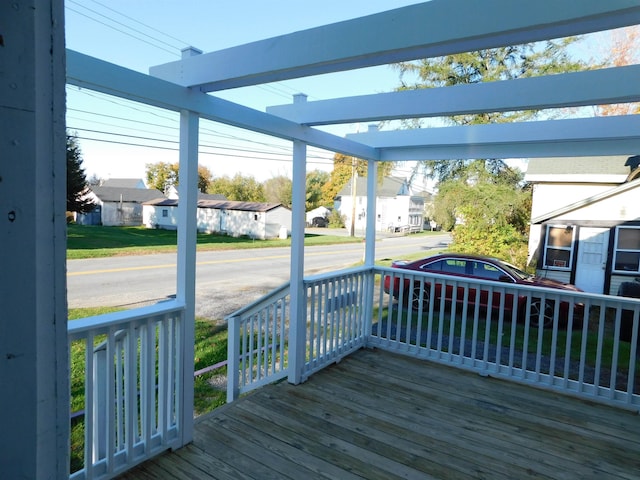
top-left (67, 232), bottom-right (450, 320)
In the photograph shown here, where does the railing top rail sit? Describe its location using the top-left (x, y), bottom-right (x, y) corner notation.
top-left (303, 265), bottom-right (371, 284)
top-left (67, 299), bottom-right (185, 336)
top-left (373, 265), bottom-right (640, 305)
top-left (224, 282), bottom-right (290, 321)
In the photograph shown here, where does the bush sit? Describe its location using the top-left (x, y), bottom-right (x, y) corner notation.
top-left (327, 209), bottom-right (346, 228)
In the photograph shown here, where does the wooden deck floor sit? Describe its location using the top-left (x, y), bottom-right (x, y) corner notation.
top-left (119, 348), bottom-right (640, 480)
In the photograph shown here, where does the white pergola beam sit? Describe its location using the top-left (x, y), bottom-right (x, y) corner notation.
top-left (345, 115), bottom-right (640, 161)
top-left (267, 66), bottom-right (640, 125)
top-left (66, 50), bottom-right (378, 160)
top-left (149, 0), bottom-right (640, 91)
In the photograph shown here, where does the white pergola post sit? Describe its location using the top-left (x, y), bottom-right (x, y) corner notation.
top-left (362, 154), bottom-right (378, 346)
top-left (0, 0), bottom-right (69, 477)
top-left (364, 128), bottom-right (379, 267)
top-left (176, 46), bottom-right (201, 444)
top-left (288, 139), bottom-right (307, 385)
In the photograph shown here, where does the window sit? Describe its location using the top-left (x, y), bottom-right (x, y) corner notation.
top-left (162, 209), bottom-right (168, 218)
top-left (423, 259), bottom-right (467, 275)
top-left (543, 225), bottom-right (574, 270)
top-left (472, 261), bottom-right (509, 281)
top-left (613, 227), bottom-right (640, 273)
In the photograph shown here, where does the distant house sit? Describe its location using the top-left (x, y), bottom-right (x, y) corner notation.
top-left (78, 186), bottom-right (166, 226)
top-left (335, 176), bottom-right (426, 233)
top-left (143, 195), bottom-right (292, 240)
top-left (526, 155), bottom-right (640, 295)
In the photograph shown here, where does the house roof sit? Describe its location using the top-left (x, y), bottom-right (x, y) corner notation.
top-left (91, 186), bottom-right (165, 203)
top-left (101, 178), bottom-right (146, 189)
top-left (144, 197), bottom-right (286, 213)
top-left (525, 156), bottom-right (635, 183)
top-left (337, 176), bottom-right (412, 198)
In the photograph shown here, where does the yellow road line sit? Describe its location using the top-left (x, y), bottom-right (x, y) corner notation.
top-left (67, 241), bottom-right (426, 276)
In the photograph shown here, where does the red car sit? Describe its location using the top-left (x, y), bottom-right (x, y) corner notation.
top-left (383, 253), bottom-right (583, 327)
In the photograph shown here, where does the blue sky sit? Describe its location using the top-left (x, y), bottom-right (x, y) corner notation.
top-left (65, 0), bottom-right (424, 183)
top-left (64, 1), bottom-right (613, 185)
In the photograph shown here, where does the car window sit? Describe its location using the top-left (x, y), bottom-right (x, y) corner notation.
top-left (422, 258), bottom-right (468, 275)
top-left (472, 261), bottom-right (510, 281)
top-left (420, 259), bottom-right (443, 271)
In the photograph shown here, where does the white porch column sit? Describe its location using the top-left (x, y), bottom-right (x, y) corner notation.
top-left (176, 48), bottom-right (201, 445)
top-left (0, 0), bottom-right (69, 478)
top-left (288, 139), bottom-right (307, 384)
top-left (362, 156), bottom-right (379, 346)
top-left (364, 154), bottom-right (378, 266)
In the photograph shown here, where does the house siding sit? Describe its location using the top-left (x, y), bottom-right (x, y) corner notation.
top-left (143, 205), bottom-right (178, 230)
top-left (101, 201), bottom-right (143, 226)
top-left (530, 183), bottom-right (617, 218)
top-left (143, 204), bottom-right (291, 239)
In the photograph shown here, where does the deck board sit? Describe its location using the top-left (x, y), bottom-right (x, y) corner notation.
top-left (119, 348), bottom-right (640, 480)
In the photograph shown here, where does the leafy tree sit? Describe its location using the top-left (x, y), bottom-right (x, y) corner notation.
top-left (208, 174), bottom-right (266, 202)
top-left (394, 40), bottom-right (586, 182)
top-left (597, 26), bottom-right (640, 116)
top-left (264, 175), bottom-right (292, 207)
top-left (432, 162), bottom-right (531, 267)
top-left (145, 161), bottom-right (213, 193)
top-left (305, 170), bottom-right (330, 211)
top-left (321, 153), bottom-right (394, 206)
top-left (66, 134), bottom-right (95, 214)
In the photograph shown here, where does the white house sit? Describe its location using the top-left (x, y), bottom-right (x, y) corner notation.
top-left (144, 196), bottom-right (292, 240)
top-left (526, 155), bottom-right (640, 294)
top-left (336, 176), bottom-right (427, 233)
top-left (79, 186), bottom-right (166, 226)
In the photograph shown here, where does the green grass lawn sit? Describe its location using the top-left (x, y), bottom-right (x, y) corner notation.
top-left (67, 224), bottom-right (364, 259)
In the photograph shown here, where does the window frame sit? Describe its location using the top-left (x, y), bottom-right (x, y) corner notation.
top-left (542, 225), bottom-right (575, 271)
top-left (612, 226), bottom-right (640, 274)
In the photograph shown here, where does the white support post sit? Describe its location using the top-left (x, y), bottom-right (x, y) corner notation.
top-left (364, 146), bottom-right (378, 266)
top-left (0, 0), bottom-right (69, 477)
top-left (363, 155), bottom-right (379, 345)
top-left (288, 140), bottom-right (307, 385)
top-left (176, 48), bottom-right (200, 442)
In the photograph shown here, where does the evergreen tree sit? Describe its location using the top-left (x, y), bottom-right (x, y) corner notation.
top-left (66, 134), bottom-right (95, 214)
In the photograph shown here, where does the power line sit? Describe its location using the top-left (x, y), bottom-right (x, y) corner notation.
top-left (65, 6), bottom-right (179, 57)
top-left (72, 134), bottom-right (334, 167)
top-left (85, 0), bottom-right (192, 47)
top-left (67, 87), bottom-right (337, 160)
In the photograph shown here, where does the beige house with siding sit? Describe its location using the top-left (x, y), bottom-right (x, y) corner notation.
top-left (526, 155), bottom-right (640, 295)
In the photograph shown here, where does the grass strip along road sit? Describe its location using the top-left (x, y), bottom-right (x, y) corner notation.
top-left (67, 224), bottom-right (363, 259)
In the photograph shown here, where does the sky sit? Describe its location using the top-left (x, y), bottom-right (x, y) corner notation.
top-left (64, 1), bottom-right (617, 187)
top-left (64, 0), bottom-right (426, 184)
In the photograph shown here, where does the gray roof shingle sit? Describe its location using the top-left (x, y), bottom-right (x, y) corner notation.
top-left (91, 187), bottom-right (165, 203)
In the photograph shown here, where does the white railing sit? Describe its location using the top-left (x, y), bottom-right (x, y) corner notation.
top-left (226, 284), bottom-right (290, 402)
top-left (374, 266), bottom-right (640, 411)
top-left (226, 268), bottom-right (373, 400)
top-left (302, 267), bottom-right (371, 379)
top-left (226, 266), bottom-right (640, 412)
top-left (68, 301), bottom-right (184, 479)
